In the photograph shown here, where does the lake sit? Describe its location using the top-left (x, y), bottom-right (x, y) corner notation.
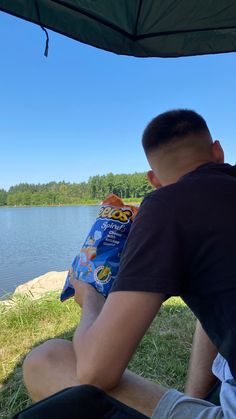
top-left (0, 206), bottom-right (99, 298)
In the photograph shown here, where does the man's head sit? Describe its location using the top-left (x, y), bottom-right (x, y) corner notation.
top-left (142, 109), bottom-right (224, 187)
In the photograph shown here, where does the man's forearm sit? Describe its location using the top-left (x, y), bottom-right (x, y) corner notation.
top-left (185, 320), bottom-right (218, 398)
top-left (73, 289), bottom-right (104, 336)
top-left (73, 288), bottom-right (105, 346)
top-left (72, 286), bottom-right (106, 385)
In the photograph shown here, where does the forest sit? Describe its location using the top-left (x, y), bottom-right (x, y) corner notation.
top-left (0, 172), bottom-right (154, 206)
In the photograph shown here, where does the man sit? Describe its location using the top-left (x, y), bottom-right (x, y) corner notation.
top-left (23, 110), bottom-right (236, 418)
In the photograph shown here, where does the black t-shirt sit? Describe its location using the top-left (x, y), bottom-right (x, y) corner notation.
top-left (111, 162), bottom-right (236, 379)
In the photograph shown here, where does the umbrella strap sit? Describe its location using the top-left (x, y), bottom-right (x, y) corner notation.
top-left (34, 0), bottom-right (49, 57)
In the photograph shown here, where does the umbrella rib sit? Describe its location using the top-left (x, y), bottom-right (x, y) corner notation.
top-left (135, 25), bottom-right (236, 40)
top-left (50, 0), bottom-right (134, 39)
top-left (133, 0), bottom-right (143, 37)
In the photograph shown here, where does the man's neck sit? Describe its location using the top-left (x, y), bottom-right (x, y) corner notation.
top-left (163, 159), bottom-right (216, 186)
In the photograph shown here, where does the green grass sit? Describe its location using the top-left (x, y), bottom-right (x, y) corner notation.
top-left (0, 294), bottom-right (195, 419)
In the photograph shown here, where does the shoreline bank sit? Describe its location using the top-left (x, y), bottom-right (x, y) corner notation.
top-left (0, 199), bottom-right (142, 209)
top-left (0, 271), bottom-right (67, 304)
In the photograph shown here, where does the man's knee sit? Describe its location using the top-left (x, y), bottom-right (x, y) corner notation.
top-left (23, 339), bottom-right (67, 383)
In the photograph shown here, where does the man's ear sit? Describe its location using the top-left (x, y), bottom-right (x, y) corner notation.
top-left (147, 170), bottom-right (162, 188)
top-left (212, 140), bottom-right (224, 164)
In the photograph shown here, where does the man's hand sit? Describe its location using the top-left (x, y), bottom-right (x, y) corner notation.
top-left (69, 271), bottom-right (105, 308)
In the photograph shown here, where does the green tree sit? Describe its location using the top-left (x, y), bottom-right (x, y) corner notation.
top-left (0, 189), bottom-right (7, 206)
top-left (5, 171), bottom-right (156, 206)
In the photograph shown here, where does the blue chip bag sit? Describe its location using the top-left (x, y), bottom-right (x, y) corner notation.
top-left (60, 194), bottom-right (138, 301)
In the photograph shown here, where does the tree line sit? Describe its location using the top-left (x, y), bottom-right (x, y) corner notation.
top-left (0, 172), bottom-right (154, 206)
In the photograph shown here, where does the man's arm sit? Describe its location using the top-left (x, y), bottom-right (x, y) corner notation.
top-left (185, 320), bottom-right (218, 398)
top-left (71, 279), bottom-right (165, 390)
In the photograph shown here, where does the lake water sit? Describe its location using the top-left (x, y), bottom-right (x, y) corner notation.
top-left (0, 206), bottom-right (99, 298)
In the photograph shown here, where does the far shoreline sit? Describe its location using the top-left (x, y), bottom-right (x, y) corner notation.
top-left (0, 199), bottom-right (142, 209)
top-left (0, 203), bottom-right (100, 209)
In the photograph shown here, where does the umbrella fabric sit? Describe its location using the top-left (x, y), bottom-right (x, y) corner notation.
top-left (0, 0), bottom-right (236, 57)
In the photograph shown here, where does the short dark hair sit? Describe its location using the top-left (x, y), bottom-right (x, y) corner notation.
top-left (142, 109), bottom-right (211, 154)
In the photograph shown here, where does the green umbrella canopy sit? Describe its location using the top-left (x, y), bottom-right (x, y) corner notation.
top-left (0, 0), bottom-right (236, 57)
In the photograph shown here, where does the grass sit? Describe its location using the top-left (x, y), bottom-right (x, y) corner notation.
top-left (0, 294), bottom-right (196, 419)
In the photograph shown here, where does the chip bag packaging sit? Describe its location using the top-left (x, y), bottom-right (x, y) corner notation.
top-left (60, 194), bottom-right (138, 301)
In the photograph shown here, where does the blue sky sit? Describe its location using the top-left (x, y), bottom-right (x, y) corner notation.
top-left (1, 11), bottom-right (236, 191)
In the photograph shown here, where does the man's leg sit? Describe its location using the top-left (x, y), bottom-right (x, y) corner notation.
top-left (23, 338), bottom-right (167, 418)
top-left (185, 320), bottom-right (218, 398)
top-left (23, 339), bottom-right (79, 401)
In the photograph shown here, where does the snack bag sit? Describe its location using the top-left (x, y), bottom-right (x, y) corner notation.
top-left (60, 194), bottom-right (138, 301)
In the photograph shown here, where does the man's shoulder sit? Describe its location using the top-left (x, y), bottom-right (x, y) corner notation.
top-left (139, 186), bottom-right (181, 220)
top-left (144, 163), bottom-right (236, 203)
top-left (142, 182), bottom-right (185, 205)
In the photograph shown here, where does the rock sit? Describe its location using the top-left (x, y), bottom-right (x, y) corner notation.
top-left (13, 271), bottom-right (67, 299)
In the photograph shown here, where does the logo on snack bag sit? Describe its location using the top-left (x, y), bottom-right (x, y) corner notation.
top-left (94, 265), bottom-right (111, 284)
top-left (98, 206), bottom-right (133, 223)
